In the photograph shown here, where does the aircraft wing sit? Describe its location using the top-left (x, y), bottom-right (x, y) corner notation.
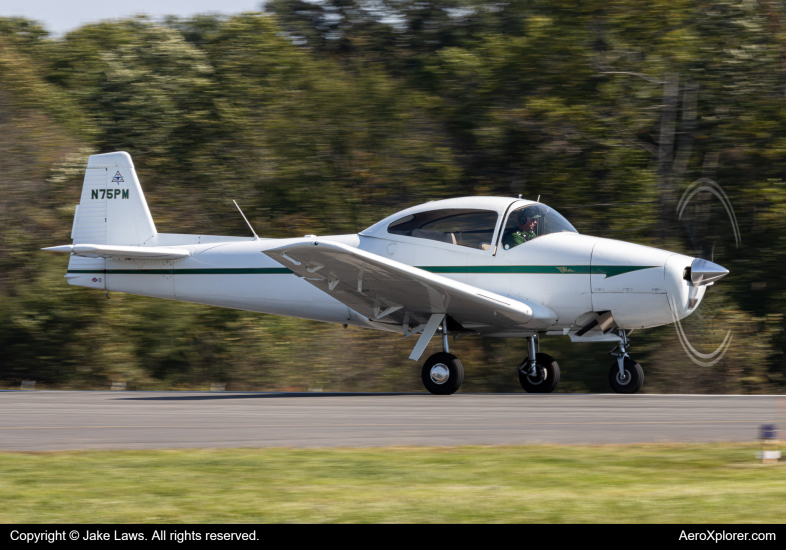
top-left (263, 241), bottom-right (557, 335)
top-left (42, 244), bottom-right (190, 260)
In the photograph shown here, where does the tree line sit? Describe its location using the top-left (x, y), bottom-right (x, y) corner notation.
top-left (1, 1), bottom-right (784, 393)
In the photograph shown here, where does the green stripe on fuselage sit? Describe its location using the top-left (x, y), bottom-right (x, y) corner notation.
top-left (66, 268), bottom-right (293, 275)
top-left (419, 265), bottom-right (656, 278)
top-left (67, 265), bottom-right (655, 279)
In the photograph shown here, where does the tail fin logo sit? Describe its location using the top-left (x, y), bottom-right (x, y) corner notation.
top-left (111, 171), bottom-right (124, 184)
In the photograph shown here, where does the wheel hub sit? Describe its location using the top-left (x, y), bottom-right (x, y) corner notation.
top-left (430, 364), bottom-right (450, 385)
top-left (527, 367), bottom-right (547, 385)
top-left (616, 369), bottom-right (631, 385)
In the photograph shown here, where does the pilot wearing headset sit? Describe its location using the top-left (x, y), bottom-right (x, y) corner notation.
top-left (503, 206), bottom-right (540, 250)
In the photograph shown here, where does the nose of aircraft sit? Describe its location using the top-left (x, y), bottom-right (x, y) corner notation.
top-left (689, 258), bottom-right (729, 286)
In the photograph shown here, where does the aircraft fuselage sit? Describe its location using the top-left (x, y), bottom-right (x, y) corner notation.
top-left (67, 231), bottom-right (699, 338)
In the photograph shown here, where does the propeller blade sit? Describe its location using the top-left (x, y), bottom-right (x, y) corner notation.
top-left (689, 258), bottom-right (729, 286)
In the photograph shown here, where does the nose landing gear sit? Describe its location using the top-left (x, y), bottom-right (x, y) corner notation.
top-left (608, 330), bottom-right (644, 394)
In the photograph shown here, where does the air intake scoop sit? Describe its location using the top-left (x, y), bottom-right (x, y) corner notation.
top-left (689, 258), bottom-right (729, 286)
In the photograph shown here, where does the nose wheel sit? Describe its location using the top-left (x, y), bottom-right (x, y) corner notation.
top-left (608, 329), bottom-right (644, 394)
top-left (608, 357), bottom-right (644, 394)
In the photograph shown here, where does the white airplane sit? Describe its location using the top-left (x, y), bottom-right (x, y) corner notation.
top-left (44, 152), bottom-right (729, 394)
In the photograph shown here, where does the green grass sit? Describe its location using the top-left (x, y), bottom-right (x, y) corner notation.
top-left (1, 444), bottom-right (784, 523)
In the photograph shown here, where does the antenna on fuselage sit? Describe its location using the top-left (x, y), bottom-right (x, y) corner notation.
top-left (233, 200), bottom-right (259, 241)
top-left (537, 195), bottom-right (541, 203)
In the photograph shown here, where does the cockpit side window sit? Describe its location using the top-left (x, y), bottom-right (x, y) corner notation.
top-left (388, 209), bottom-right (498, 250)
top-left (501, 204), bottom-right (578, 251)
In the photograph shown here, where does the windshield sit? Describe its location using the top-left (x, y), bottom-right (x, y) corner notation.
top-left (501, 203), bottom-right (578, 250)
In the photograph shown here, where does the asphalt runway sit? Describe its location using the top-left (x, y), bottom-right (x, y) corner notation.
top-left (1, 391), bottom-right (783, 451)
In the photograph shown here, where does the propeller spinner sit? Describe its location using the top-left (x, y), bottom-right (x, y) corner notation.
top-left (687, 258), bottom-right (729, 286)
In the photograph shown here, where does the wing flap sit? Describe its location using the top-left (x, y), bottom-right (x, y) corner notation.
top-left (42, 244), bottom-right (190, 260)
top-left (264, 241), bottom-right (557, 332)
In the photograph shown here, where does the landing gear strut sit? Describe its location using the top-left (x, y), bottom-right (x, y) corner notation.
top-left (421, 317), bottom-right (464, 395)
top-left (518, 334), bottom-right (560, 393)
top-left (608, 329), bottom-right (644, 394)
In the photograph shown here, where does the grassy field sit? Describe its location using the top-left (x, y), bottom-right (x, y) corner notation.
top-left (1, 444), bottom-right (784, 523)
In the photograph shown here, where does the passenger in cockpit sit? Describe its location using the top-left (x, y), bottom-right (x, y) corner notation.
top-left (503, 206), bottom-right (540, 250)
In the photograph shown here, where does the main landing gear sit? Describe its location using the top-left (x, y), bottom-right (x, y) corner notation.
top-left (608, 329), bottom-right (644, 394)
top-left (421, 317), bottom-right (464, 395)
top-left (518, 334), bottom-right (560, 393)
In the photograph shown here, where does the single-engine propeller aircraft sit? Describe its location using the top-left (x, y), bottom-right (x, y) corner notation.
top-left (45, 152), bottom-right (730, 394)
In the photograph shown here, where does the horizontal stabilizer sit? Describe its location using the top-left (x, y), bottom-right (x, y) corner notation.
top-left (43, 244), bottom-right (190, 260)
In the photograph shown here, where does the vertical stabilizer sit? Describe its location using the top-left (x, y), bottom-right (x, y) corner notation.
top-left (66, 151), bottom-right (157, 289)
top-left (72, 151), bottom-right (157, 246)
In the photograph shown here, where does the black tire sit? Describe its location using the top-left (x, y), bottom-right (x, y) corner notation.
top-left (519, 352), bottom-right (560, 393)
top-left (422, 352), bottom-right (464, 395)
top-left (608, 357), bottom-right (644, 394)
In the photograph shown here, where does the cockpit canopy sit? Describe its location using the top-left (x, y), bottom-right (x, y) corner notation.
top-left (381, 200), bottom-right (577, 251)
top-left (500, 203), bottom-right (577, 250)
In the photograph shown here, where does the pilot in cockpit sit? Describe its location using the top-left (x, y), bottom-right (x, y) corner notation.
top-left (503, 206), bottom-right (540, 250)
